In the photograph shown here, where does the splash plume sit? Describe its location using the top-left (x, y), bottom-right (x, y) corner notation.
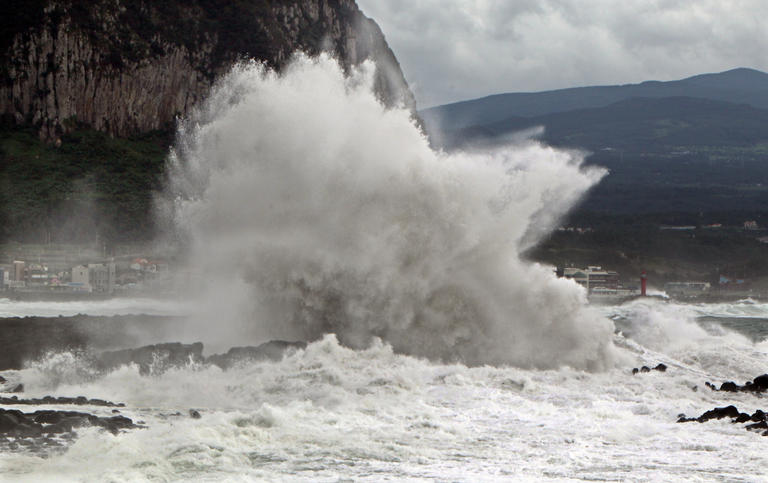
top-left (161, 54), bottom-right (617, 370)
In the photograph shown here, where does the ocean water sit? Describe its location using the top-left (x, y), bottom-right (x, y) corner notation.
top-left (1, 297), bottom-right (767, 481)
top-left (3, 56), bottom-right (767, 480)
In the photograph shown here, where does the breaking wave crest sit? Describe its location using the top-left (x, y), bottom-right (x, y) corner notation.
top-left (160, 54), bottom-right (618, 370)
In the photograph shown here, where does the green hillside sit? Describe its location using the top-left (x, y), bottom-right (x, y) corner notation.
top-left (0, 125), bottom-right (170, 244)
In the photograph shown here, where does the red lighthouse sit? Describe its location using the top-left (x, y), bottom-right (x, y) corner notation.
top-left (640, 271), bottom-right (647, 296)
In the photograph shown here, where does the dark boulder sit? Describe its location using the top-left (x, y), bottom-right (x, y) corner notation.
top-left (0, 395), bottom-right (124, 407)
top-left (719, 382), bottom-right (740, 392)
top-left (735, 412), bottom-right (751, 423)
top-left (697, 405), bottom-right (740, 422)
top-left (11, 383), bottom-right (23, 393)
top-left (749, 374), bottom-right (768, 392)
top-left (189, 409), bottom-right (201, 419)
top-left (653, 363), bottom-right (667, 372)
top-left (706, 374), bottom-right (768, 394)
top-left (0, 407), bottom-right (139, 437)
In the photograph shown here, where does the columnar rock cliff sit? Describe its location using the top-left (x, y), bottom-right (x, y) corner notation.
top-left (0, 0), bottom-right (416, 140)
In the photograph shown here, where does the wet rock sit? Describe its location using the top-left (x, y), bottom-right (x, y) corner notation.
top-left (189, 409), bottom-right (201, 419)
top-left (0, 407), bottom-right (139, 437)
top-left (632, 363), bottom-right (667, 375)
top-left (0, 395), bottom-right (124, 407)
top-left (0, 375), bottom-right (6, 383)
top-left (719, 382), bottom-right (740, 392)
top-left (678, 404), bottom-right (768, 437)
top-left (206, 340), bottom-right (307, 370)
top-left (706, 374), bottom-right (768, 395)
top-left (735, 413), bottom-right (751, 423)
top-left (697, 405), bottom-right (740, 422)
top-left (95, 342), bottom-right (205, 374)
top-left (11, 383), bottom-right (23, 393)
top-left (0, 410), bottom-right (24, 432)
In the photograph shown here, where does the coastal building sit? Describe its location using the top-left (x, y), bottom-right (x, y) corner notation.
top-left (665, 281), bottom-right (710, 297)
top-left (26, 263), bottom-right (49, 286)
top-left (562, 266), bottom-right (619, 293)
top-left (12, 260), bottom-right (25, 281)
top-left (88, 262), bottom-right (116, 293)
top-left (744, 220), bottom-right (758, 230)
top-left (70, 265), bottom-right (92, 292)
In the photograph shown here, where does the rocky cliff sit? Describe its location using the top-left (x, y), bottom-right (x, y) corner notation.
top-left (0, 0), bottom-right (416, 140)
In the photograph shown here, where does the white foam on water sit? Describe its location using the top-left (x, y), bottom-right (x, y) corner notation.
top-left (3, 327), bottom-right (768, 481)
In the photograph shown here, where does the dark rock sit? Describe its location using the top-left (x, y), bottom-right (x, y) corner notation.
top-left (697, 405), bottom-right (740, 422)
top-left (746, 421), bottom-right (768, 431)
top-left (751, 410), bottom-right (766, 422)
top-left (705, 382), bottom-right (716, 390)
top-left (653, 363), bottom-right (667, 372)
top-left (11, 383), bottom-right (23, 393)
top-left (706, 374), bottom-right (768, 395)
top-left (14, 423), bottom-right (43, 437)
top-left (206, 340), bottom-right (307, 370)
top-left (0, 395), bottom-right (124, 407)
top-left (189, 409), bottom-right (201, 419)
top-left (96, 342), bottom-right (205, 375)
top-left (1, 407), bottom-right (139, 437)
top-left (692, 385), bottom-right (698, 392)
top-left (735, 413), bottom-right (751, 423)
top-left (0, 410), bottom-right (24, 432)
top-left (750, 374), bottom-right (768, 391)
top-left (640, 366), bottom-right (651, 373)
top-left (0, 375), bottom-right (6, 383)
top-left (91, 415), bottom-right (136, 434)
top-left (719, 382), bottom-right (740, 392)
top-left (632, 368), bottom-right (639, 375)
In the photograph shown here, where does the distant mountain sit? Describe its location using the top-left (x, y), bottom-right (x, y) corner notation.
top-left (425, 69), bottom-right (768, 216)
top-left (447, 96), bottom-right (768, 151)
top-left (422, 68), bottom-right (768, 133)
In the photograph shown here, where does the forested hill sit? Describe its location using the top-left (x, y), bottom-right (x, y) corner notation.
top-left (421, 68), bottom-right (768, 133)
top-left (0, 0), bottom-right (416, 244)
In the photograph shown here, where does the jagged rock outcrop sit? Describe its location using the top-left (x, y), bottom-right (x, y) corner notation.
top-left (0, 0), bottom-right (416, 140)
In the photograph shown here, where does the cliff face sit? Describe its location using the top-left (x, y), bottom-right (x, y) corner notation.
top-left (0, 0), bottom-right (416, 140)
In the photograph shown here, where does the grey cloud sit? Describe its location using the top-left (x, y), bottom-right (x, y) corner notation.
top-left (356, 0), bottom-right (768, 107)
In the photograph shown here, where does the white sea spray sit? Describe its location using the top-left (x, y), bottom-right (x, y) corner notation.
top-left (159, 54), bottom-right (618, 369)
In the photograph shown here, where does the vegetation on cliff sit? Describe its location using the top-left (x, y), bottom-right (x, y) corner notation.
top-left (0, 124), bottom-right (169, 243)
top-left (0, 0), bottom-right (416, 244)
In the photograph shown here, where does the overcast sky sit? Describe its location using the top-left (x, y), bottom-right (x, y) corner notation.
top-left (356, 0), bottom-right (768, 108)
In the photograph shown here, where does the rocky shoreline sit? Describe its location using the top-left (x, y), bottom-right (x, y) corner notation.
top-left (0, 336), bottom-right (306, 456)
